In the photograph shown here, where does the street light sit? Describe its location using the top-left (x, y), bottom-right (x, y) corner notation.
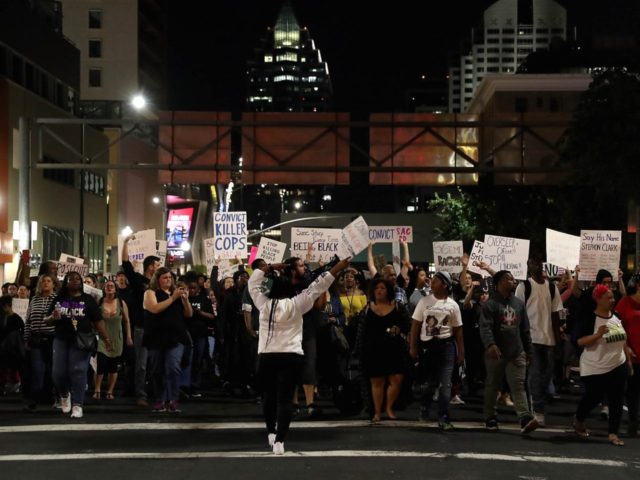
top-left (130, 94), bottom-right (147, 111)
top-left (152, 196), bottom-right (160, 204)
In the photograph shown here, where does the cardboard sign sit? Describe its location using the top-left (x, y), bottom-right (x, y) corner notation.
top-left (117, 229), bottom-right (157, 274)
top-left (56, 261), bottom-right (89, 279)
top-left (291, 227), bottom-right (342, 263)
top-left (467, 240), bottom-right (491, 277)
top-left (256, 237), bottom-right (287, 264)
top-left (12, 298), bottom-right (28, 322)
top-left (578, 230), bottom-right (622, 282)
top-left (483, 234), bottom-right (530, 281)
top-left (213, 211), bottom-right (247, 259)
top-left (433, 241), bottom-right (464, 274)
top-left (546, 228), bottom-right (580, 270)
top-left (156, 240), bottom-right (167, 267)
top-left (59, 253), bottom-right (84, 264)
top-left (368, 226), bottom-right (413, 243)
top-left (338, 216), bottom-right (370, 259)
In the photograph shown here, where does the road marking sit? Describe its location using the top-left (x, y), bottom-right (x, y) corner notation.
top-left (0, 450), bottom-right (627, 467)
top-left (0, 420), bottom-right (569, 434)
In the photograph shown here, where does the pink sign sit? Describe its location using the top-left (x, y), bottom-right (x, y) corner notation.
top-left (248, 245), bottom-right (259, 265)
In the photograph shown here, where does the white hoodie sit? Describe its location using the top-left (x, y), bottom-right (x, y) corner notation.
top-left (248, 269), bottom-right (335, 355)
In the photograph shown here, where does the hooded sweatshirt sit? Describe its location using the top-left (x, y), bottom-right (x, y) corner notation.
top-left (479, 291), bottom-right (532, 360)
top-left (248, 269), bottom-right (334, 355)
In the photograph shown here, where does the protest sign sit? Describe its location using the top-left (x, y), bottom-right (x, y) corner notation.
top-left (56, 261), bottom-right (89, 279)
top-left (257, 237), bottom-right (287, 264)
top-left (213, 211), bottom-right (247, 259)
top-left (12, 298), bottom-right (28, 322)
top-left (156, 240), bottom-right (167, 267)
top-left (392, 241), bottom-right (401, 275)
top-left (203, 237), bottom-right (216, 273)
top-left (83, 283), bottom-right (103, 302)
top-left (546, 228), bottom-right (580, 270)
top-left (467, 241), bottom-right (490, 277)
top-left (578, 230), bottom-right (622, 282)
top-left (117, 229), bottom-right (157, 274)
top-left (59, 253), bottom-right (84, 264)
top-left (248, 245), bottom-right (259, 266)
top-left (483, 234), bottom-right (530, 281)
top-left (368, 226), bottom-right (413, 243)
top-left (543, 263), bottom-right (567, 278)
top-left (291, 228), bottom-right (342, 263)
top-left (338, 216), bottom-right (370, 259)
top-left (433, 241), bottom-right (464, 274)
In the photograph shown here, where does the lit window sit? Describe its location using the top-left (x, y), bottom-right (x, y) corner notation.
top-left (264, 55), bottom-right (273, 63)
top-left (276, 52), bottom-right (298, 62)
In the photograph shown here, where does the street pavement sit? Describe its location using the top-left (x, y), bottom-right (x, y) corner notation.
top-left (0, 382), bottom-right (638, 480)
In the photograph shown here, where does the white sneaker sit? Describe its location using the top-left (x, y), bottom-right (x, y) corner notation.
top-left (450, 395), bottom-right (465, 405)
top-left (61, 395), bottom-right (71, 414)
top-left (268, 433), bottom-right (276, 447)
top-left (272, 442), bottom-right (285, 455)
top-left (70, 405), bottom-right (83, 418)
top-left (534, 412), bottom-right (545, 427)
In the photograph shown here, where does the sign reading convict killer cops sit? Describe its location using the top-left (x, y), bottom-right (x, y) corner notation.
top-left (213, 211), bottom-right (247, 259)
top-left (578, 230), bottom-right (621, 282)
top-left (291, 228), bottom-right (342, 263)
top-left (433, 241), bottom-right (464, 274)
top-left (368, 226), bottom-right (413, 243)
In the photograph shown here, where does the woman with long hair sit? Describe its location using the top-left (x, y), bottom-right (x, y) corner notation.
top-left (46, 271), bottom-right (112, 418)
top-left (248, 257), bottom-right (350, 455)
top-left (23, 274), bottom-right (56, 410)
top-left (93, 280), bottom-right (133, 400)
top-left (143, 267), bottom-right (192, 413)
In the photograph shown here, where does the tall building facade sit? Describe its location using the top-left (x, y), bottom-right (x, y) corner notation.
top-left (449, 0), bottom-right (567, 112)
top-left (247, 2), bottom-right (333, 112)
top-left (59, 0), bottom-right (167, 118)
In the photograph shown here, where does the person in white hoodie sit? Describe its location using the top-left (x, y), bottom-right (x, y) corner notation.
top-left (249, 257), bottom-right (351, 455)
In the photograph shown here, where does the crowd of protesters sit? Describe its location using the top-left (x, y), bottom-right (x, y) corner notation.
top-left (0, 236), bottom-right (638, 454)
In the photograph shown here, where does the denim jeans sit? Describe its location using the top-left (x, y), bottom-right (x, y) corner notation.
top-left (134, 327), bottom-right (148, 399)
top-left (179, 336), bottom-right (207, 389)
top-left (417, 338), bottom-right (456, 421)
top-left (148, 344), bottom-right (184, 403)
top-left (528, 343), bottom-right (555, 413)
top-left (29, 343), bottom-right (53, 402)
top-left (52, 337), bottom-right (92, 406)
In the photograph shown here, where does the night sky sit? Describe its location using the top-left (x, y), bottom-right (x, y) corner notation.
top-left (166, 0), bottom-right (631, 113)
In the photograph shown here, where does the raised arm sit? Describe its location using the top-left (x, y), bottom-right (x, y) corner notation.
top-left (294, 258), bottom-right (350, 314)
top-left (248, 268), bottom-right (270, 310)
top-left (367, 242), bottom-right (378, 277)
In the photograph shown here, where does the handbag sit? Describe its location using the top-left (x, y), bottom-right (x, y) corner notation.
top-left (330, 324), bottom-right (350, 353)
top-left (74, 330), bottom-right (98, 352)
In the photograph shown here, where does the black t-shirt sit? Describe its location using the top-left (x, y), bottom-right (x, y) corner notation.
top-left (188, 294), bottom-right (214, 339)
top-left (47, 292), bottom-right (101, 341)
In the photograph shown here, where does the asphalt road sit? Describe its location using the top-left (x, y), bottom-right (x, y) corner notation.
top-left (0, 386), bottom-right (638, 480)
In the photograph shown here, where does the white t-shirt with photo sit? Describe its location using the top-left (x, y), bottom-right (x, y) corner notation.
top-left (580, 314), bottom-right (627, 377)
top-left (412, 295), bottom-right (462, 341)
top-left (515, 279), bottom-right (563, 346)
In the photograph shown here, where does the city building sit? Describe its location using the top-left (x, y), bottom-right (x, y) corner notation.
top-left (246, 1), bottom-right (333, 112)
top-left (0, 0), bottom-right (109, 282)
top-left (449, 0), bottom-right (568, 113)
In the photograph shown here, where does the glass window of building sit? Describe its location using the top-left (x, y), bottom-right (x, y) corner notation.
top-left (43, 226), bottom-right (74, 262)
top-left (89, 68), bottom-right (102, 87)
top-left (89, 39), bottom-right (102, 58)
top-left (89, 10), bottom-right (102, 29)
top-left (84, 233), bottom-right (104, 273)
top-left (503, 28), bottom-right (515, 34)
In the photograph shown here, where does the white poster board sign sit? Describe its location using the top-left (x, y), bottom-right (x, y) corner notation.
top-left (256, 237), bottom-right (287, 264)
top-left (83, 283), bottom-right (103, 302)
top-left (12, 298), bottom-right (28, 322)
top-left (203, 237), bottom-right (216, 273)
top-left (156, 240), bottom-right (167, 267)
top-left (117, 229), bottom-right (157, 274)
top-left (392, 241), bottom-right (401, 275)
top-left (56, 261), bottom-right (89, 279)
top-left (338, 216), bottom-right (370, 259)
top-left (433, 241), bottom-right (464, 274)
top-left (58, 253), bottom-right (84, 264)
top-left (546, 228), bottom-right (580, 269)
top-left (291, 228), bottom-right (342, 263)
top-left (368, 226), bottom-right (413, 243)
top-left (578, 230), bottom-right (622, 282)
top-left (484, 234), bottom-right (530, 281)
top-left (543, 263), bottom-right (567, 278)
top-left (213, 211), bottom-right (247, 259)
top-left (467, 241), bottom-right (491, 277)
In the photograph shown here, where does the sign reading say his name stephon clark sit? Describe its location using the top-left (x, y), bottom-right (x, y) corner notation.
top-left (578, 230), bottom-right (621, 282)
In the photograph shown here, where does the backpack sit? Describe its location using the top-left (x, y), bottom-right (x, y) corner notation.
top-left (523, 279), bottom-right (556, 305)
